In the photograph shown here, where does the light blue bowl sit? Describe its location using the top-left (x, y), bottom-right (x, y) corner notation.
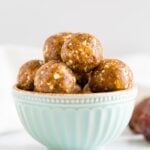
top-left (13, 86), bottom-right (137, 150)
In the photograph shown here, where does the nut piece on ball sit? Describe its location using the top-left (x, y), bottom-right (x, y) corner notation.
top-left (129, 97), bottom-right (150, 136)
top-left (17, 60), bottom-right (43, 90)
top-left (61, 33), bottom-right (103, 73)
top-left (89, 59), bottom-right (133, 92)
top-left (43, 32), bottom-right (73, 62)
top-left (34, 61), bottom-right (76, 93)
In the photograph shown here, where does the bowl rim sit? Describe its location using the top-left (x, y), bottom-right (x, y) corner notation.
top-left (13, 84), bottom-right (137, 97)
top-left (13, 85), bottom-right (138, 105)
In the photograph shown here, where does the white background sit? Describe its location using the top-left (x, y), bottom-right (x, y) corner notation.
top-left (0, 0), bottom-right (150, 56)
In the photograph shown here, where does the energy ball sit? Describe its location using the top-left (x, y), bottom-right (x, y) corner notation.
top-left (89, 59), bottom-right (133, 92)
top-left (17, 60), bottom-right (43, 90)
top-left (34, 61), bottom-right (76, 93)
top-left (43, 32), bottom-right (73, 62)
top-left (61, 33), bottom-right (103, 73)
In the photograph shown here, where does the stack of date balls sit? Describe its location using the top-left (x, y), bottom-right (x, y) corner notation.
top-left (17, 32), bottom-right (133, 94)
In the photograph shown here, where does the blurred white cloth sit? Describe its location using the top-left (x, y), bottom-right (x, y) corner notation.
top-left (0, 45), bottom-right (42, 133)
top-left (0, 45), bottom-right (150, 134)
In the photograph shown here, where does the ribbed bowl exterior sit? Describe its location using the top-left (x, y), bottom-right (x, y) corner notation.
top-left (13, 86), bottom-right (137, 150)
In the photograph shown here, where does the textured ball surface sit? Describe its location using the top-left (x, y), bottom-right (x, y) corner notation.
top-left (89, 59), bottom-right (133, 92)
top-left (17, 60), bottom-right (43, 90)
top-left (43, 32), bottom-right (73, 62)
top-left (34, 61), bottom-right (76, 93)
top-left (61, 33), bottom-right (103, 73)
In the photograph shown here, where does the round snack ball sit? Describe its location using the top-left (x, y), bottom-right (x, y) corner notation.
top-left (61, 33), bottom-right (103, 73)
top-left (34, 61), bottom-right (76, 93)
top-left (17, 60), bottom-right (43, 90)
top-left (89, 59), bottom-right (133, 92)
top-left (43, 32), bottom-right (73, 62)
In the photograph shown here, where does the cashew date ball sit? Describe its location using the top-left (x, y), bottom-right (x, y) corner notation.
top-left (17, 60), bottom-right (43, 90)
top-left (34, 61), bottom-right (76, 93)
top-left (89, 59), bottom-right (133, 92)
top-left (43, 32), bottom-right (73, 62)
top-left (61, 33), bottom-right (103, 73)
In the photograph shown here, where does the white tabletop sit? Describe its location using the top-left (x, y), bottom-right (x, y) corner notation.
top-left (0, 128), bottom-right (149, 150)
